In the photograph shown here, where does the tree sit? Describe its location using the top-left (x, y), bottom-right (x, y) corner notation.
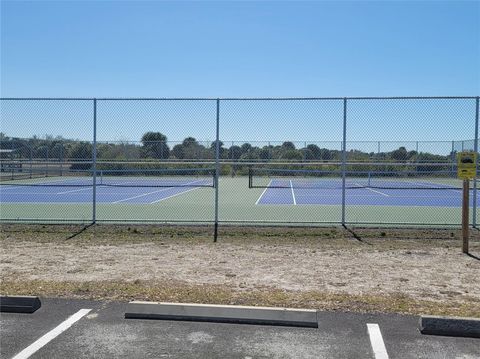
top-left (50, 142), bottom-right (65, 160)
top-left (181, 137), bottom-right (207, 159)
top-left (306, 144), bottom-right (321, 159)
top-left (281, 142), bottom-right (296, 150)
top-left (240, 143), bottom-right (252, 154)
top-left (301, 148), bottom-right (315, 160)
top-left (69, 142), bottom-right (92, 160)
top-left (171, 144), bottom-right (185, 159)
top-left (280, 149), bottom-right (303, 160)
top-left (141, 132), bottom-right (170, 159)
top-left (319, 148), bottom-right (333, 161)
top-left (258, 147), bottom-right (271, 160)
top-left (391, 147), bottom-right (408, 161)
top-left (210, 141), bottom-right (225, 158)
top-left (228, 145), bottom-right (242, 160)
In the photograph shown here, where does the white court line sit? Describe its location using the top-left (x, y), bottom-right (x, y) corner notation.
top-left (290, 180), bottom-right (297, 205)
top-left (406, 180), bottom-right (461, 193)
top-left (1, 178), bottom-right (85, 191)
top-left (11, 308), bottom-right (91, 359)
top-left (353, 182), bottom-right (390, 197)
top-left (255, 179), bottom-right (272, 205)
top-left (150, 185), bottom-right (203, 204)
top-left (112, 179), bottom-right (205, 204)
top-left (365, 188), bottom-right (390, 197)
top-left (367, 323), bottom-right (389, 359)
top-left (56, 187), bottom-right (93, 194)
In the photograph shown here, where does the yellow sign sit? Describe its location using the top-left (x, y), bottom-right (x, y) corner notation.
top-left (457, 151), bottom-right (477, 179)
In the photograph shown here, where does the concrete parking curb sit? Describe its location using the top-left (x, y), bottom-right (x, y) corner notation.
top-left (125, 301), bottom-right (318, 328)
top-left (0, 295), bottom-right (41, 313)
top-left (419, 315), bottom-right (480, 338)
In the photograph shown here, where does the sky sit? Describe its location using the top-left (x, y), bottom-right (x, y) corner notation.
top-left (1, 0), bottom-right (479, 145)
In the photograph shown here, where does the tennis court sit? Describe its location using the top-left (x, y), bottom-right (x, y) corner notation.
top-left (0, 170), bottom-right (214, 204)
top-left (254, 178), bottom-right (478, 207)
top-left (1, 96), bottom-right (478, 226)
top-left (0, 167), bottom-right (478, 226)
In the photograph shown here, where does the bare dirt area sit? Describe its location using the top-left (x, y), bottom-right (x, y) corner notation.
top-left (1, 224), bottom-right (479, 317)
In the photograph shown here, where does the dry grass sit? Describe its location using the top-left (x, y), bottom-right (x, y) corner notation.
top-left (1, 224), bottom-right (479, 318)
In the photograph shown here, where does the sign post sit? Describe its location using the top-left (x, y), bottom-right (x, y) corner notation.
top-left (457, 151), bottom-right (477, 254)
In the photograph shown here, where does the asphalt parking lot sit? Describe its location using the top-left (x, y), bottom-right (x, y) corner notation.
top-left (1, 298), bottom-right (479, 359)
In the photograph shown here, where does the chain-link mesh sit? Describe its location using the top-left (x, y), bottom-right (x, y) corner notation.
top-left (0, 97), bottom-right (478, 227)
top-left (346, 98), bottom-right (478, 225)
top-left (95, 99), bottom-right (217, 223)
top-left (218, 99), bottom-right (344, 224)
top-left (0, 99), bottom-right (94, 222)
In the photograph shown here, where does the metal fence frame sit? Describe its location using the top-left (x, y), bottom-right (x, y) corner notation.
top-left (1, 96), bottom-right (479, 231)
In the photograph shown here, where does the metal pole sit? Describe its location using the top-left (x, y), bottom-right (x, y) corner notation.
top-left (60, 143), bottom-right (64, 176)
top-left (462, 179), bottom-right (470, 253)
top-left (214, 99), bottom-right (220, 242)
top-left (92, 99), bottom-right (97, 224)
top-left (29, 146), bottom-right (32, 179)
top-left (451, 140), bottom-right (455, 174)
top-left (473, 97), bottom-right (479, 228)
top-left (341, 98), bottom-right (347, 225)
top-left (46, 147), bottom-right (49, 176)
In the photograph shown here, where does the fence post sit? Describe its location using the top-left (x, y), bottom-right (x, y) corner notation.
top-left (214, 99), bottom-right (220, 242)
top-left (92, 99), bottom-right (97, 224)
top-left (451, 140), bottom-right (455, 174)
top-left (473, 97), bottom-right (479, 228)
top-left (341, 98), bottom-right (347, 225)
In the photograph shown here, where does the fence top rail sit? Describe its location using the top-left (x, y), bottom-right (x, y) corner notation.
top-left (1, 96), bottom-right (479, 101)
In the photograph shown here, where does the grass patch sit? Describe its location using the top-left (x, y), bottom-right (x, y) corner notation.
top-left (1, 279), bottom-right (478, 318)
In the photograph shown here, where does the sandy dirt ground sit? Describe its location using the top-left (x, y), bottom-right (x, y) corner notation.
top-left (1, 225), bottom-right (479, 307)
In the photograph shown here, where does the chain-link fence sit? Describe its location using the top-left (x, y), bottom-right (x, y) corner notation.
top-left (1, 97), bottom-right (478, 231)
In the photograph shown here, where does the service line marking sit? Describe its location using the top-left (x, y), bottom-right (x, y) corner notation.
top-left (290, 180), bottom-right (297, 205)
top-left (255, 179), bottom-right (272, 205)
top-left (113, 179), bottom-right (206, 204)
top-left (367, 323), bottom-right (389, 359)
top-left (56, 187), bottom-right (93, 194)
top-left (11, 308), bottom-right (92, 359)
top-left (149, 185), bottom-right (203, 204)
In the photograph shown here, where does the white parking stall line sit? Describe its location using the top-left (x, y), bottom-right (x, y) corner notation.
top-left (11, 308), bottom-right (92, 359)
top-left (367, 323), bottom-right (389, 359)
top-left (255, 179), bottom-right (272, 205)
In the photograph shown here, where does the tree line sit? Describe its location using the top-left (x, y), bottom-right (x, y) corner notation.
top-left (0, 131), bottom-right (454, 164)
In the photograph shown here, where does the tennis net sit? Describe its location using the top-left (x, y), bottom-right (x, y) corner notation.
top-left (248, 167), bottom-right (474, 190)
top-left (0, 167), bottom-right (216, 188)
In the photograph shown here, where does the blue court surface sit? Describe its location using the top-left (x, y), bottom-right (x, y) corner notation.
top-left (0, 176), bottom-right (211, 204)
top-left (255, 179), bottom-right (479, 207)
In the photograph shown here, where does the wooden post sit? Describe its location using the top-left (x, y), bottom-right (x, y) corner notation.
top-left (462, 179), bottom-right (469, 254)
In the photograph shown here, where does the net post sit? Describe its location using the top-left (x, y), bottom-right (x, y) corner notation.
top-left (462, 179), bottom-right (469, 253)
top-left (341, 98), bottom-right (347, 225)
top-left (92, 98), bottom-right (97, 224)
top-left (214, 99), bottom-right (220, 242)
top-left (248, 166), bottom-right (252, 188)
top-left (473, 97), bottom-right (479, 228)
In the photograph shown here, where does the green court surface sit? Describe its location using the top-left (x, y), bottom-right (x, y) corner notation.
top-left (0, 177), bottom-right (478, 226)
